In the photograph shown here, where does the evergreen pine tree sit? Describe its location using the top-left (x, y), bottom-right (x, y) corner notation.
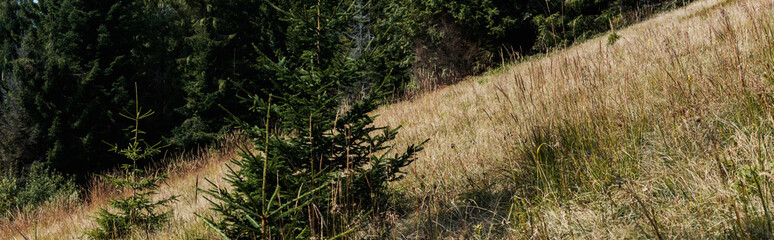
top-left (173, 0), bottom-right (293, 147)
top-left (86, 83), bottom-right (178, 239)
top-left (12, 0), bottom-right (182, 177)
top-left (202, 1), bottom-right (426, 238)
top-left (0, 0), bottom-right (27, 72)
top-left (0, 70), bottom-right (39, 172)
top-left (0, 0), bottom-right (39, 171)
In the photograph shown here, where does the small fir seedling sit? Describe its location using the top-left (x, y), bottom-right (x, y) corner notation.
top-left (608, 32), bottom-right (621, 46)
top-left (85, 83), bottom-right (178, 239)
top-left (608, 20), bottom-right (621, 46)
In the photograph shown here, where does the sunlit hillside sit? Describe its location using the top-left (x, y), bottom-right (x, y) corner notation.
top-left (4, 0), bottom-right (774, 238)
top-left (374, 0), bottom-right (774, 238)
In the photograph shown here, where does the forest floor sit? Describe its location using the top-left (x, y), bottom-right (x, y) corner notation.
top-left (4, 0), bottom-right (774, 238)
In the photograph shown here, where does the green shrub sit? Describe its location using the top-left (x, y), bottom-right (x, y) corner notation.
top-left (85, 164), bottom-right (176, 239)
top-left (0, 177), bottom-right (17, 214)
top-left (16, 162), bottom-right (78, 206)
top-left (170, 116), bottom-right (219, 148)
top-left (608, 32), bottom-right (622, 45)
top-left (0, 162), bottom-right (78, 217)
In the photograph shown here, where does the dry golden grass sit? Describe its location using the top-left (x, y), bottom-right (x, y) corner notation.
top-left (0, 134), bottom-right (246, 240)
top-left (4, 0), bottom-right (774, 238)
top-left (373, 0), bottom-right (774, 238)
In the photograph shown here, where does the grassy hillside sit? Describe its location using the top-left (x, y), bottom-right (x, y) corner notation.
top-left (374, 0), bottom-right (774, 238)
top-left (4, 0), bottom-right (774, 238)
top-left (0, 135), bottom-right (245, 239)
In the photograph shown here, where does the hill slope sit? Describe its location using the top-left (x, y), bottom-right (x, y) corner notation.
top-left (374, 0), bottom-right (774, 238)
top-left (5, 0), bottom-right (774, 238)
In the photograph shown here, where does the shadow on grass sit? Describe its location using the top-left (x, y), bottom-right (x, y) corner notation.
top-left (385, 183), bottom-right (515, 239)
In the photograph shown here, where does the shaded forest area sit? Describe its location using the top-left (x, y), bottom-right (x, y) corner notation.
top-left (0, 0), bottom-right (688, 217)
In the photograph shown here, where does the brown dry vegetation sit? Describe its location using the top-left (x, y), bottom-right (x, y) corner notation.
top-left (0, 134), bottom-right (246, 239)
top-left (4, 0), bottom-right (774, 238)
top-left (374, 0), bottom-right (774, 238)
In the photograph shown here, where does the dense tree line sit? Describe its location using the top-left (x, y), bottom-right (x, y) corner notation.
top-left (0, 0), bottom-right (696, 237)
top-left (0, 0), bottom-right (689, 183)
top-left (373, 0), bottom-right (695, 88)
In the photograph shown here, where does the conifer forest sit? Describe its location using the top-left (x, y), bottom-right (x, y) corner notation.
top-left (4, 0), bottom-right (774, 238)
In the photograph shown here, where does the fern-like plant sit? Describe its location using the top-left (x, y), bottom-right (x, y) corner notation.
top-left (85, 83), bottom-right (178, 239)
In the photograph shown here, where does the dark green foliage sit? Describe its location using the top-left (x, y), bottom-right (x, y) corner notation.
top-left (0, 0), bottom-right (30, 71)
top-left (201, 1), bottom-right (425, 238)
top-left (201, 131), bottom-right (329, 239)
top-left (86, 85), bottom-right (178, 239)
top-left (373, 0), bottom-right (697, 91)
top-left (2, 0), bottom-right (186, 178)
top-left (171, 0), bottom-right (296, 147)
top-left (0, 71), bottom-right (39, 171)
top-left (372, 0), bottom-right (544, 87)
top-left (532, 0), bottom-right (621, 50)
top-left (0, 162), bottom-right (78, 216)
top-left (0, 0), bottom-right (697, 212)
top-left (15, 162), bottom-right (78, 208)
top-left (0, 1), bottom-right (38, 171)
